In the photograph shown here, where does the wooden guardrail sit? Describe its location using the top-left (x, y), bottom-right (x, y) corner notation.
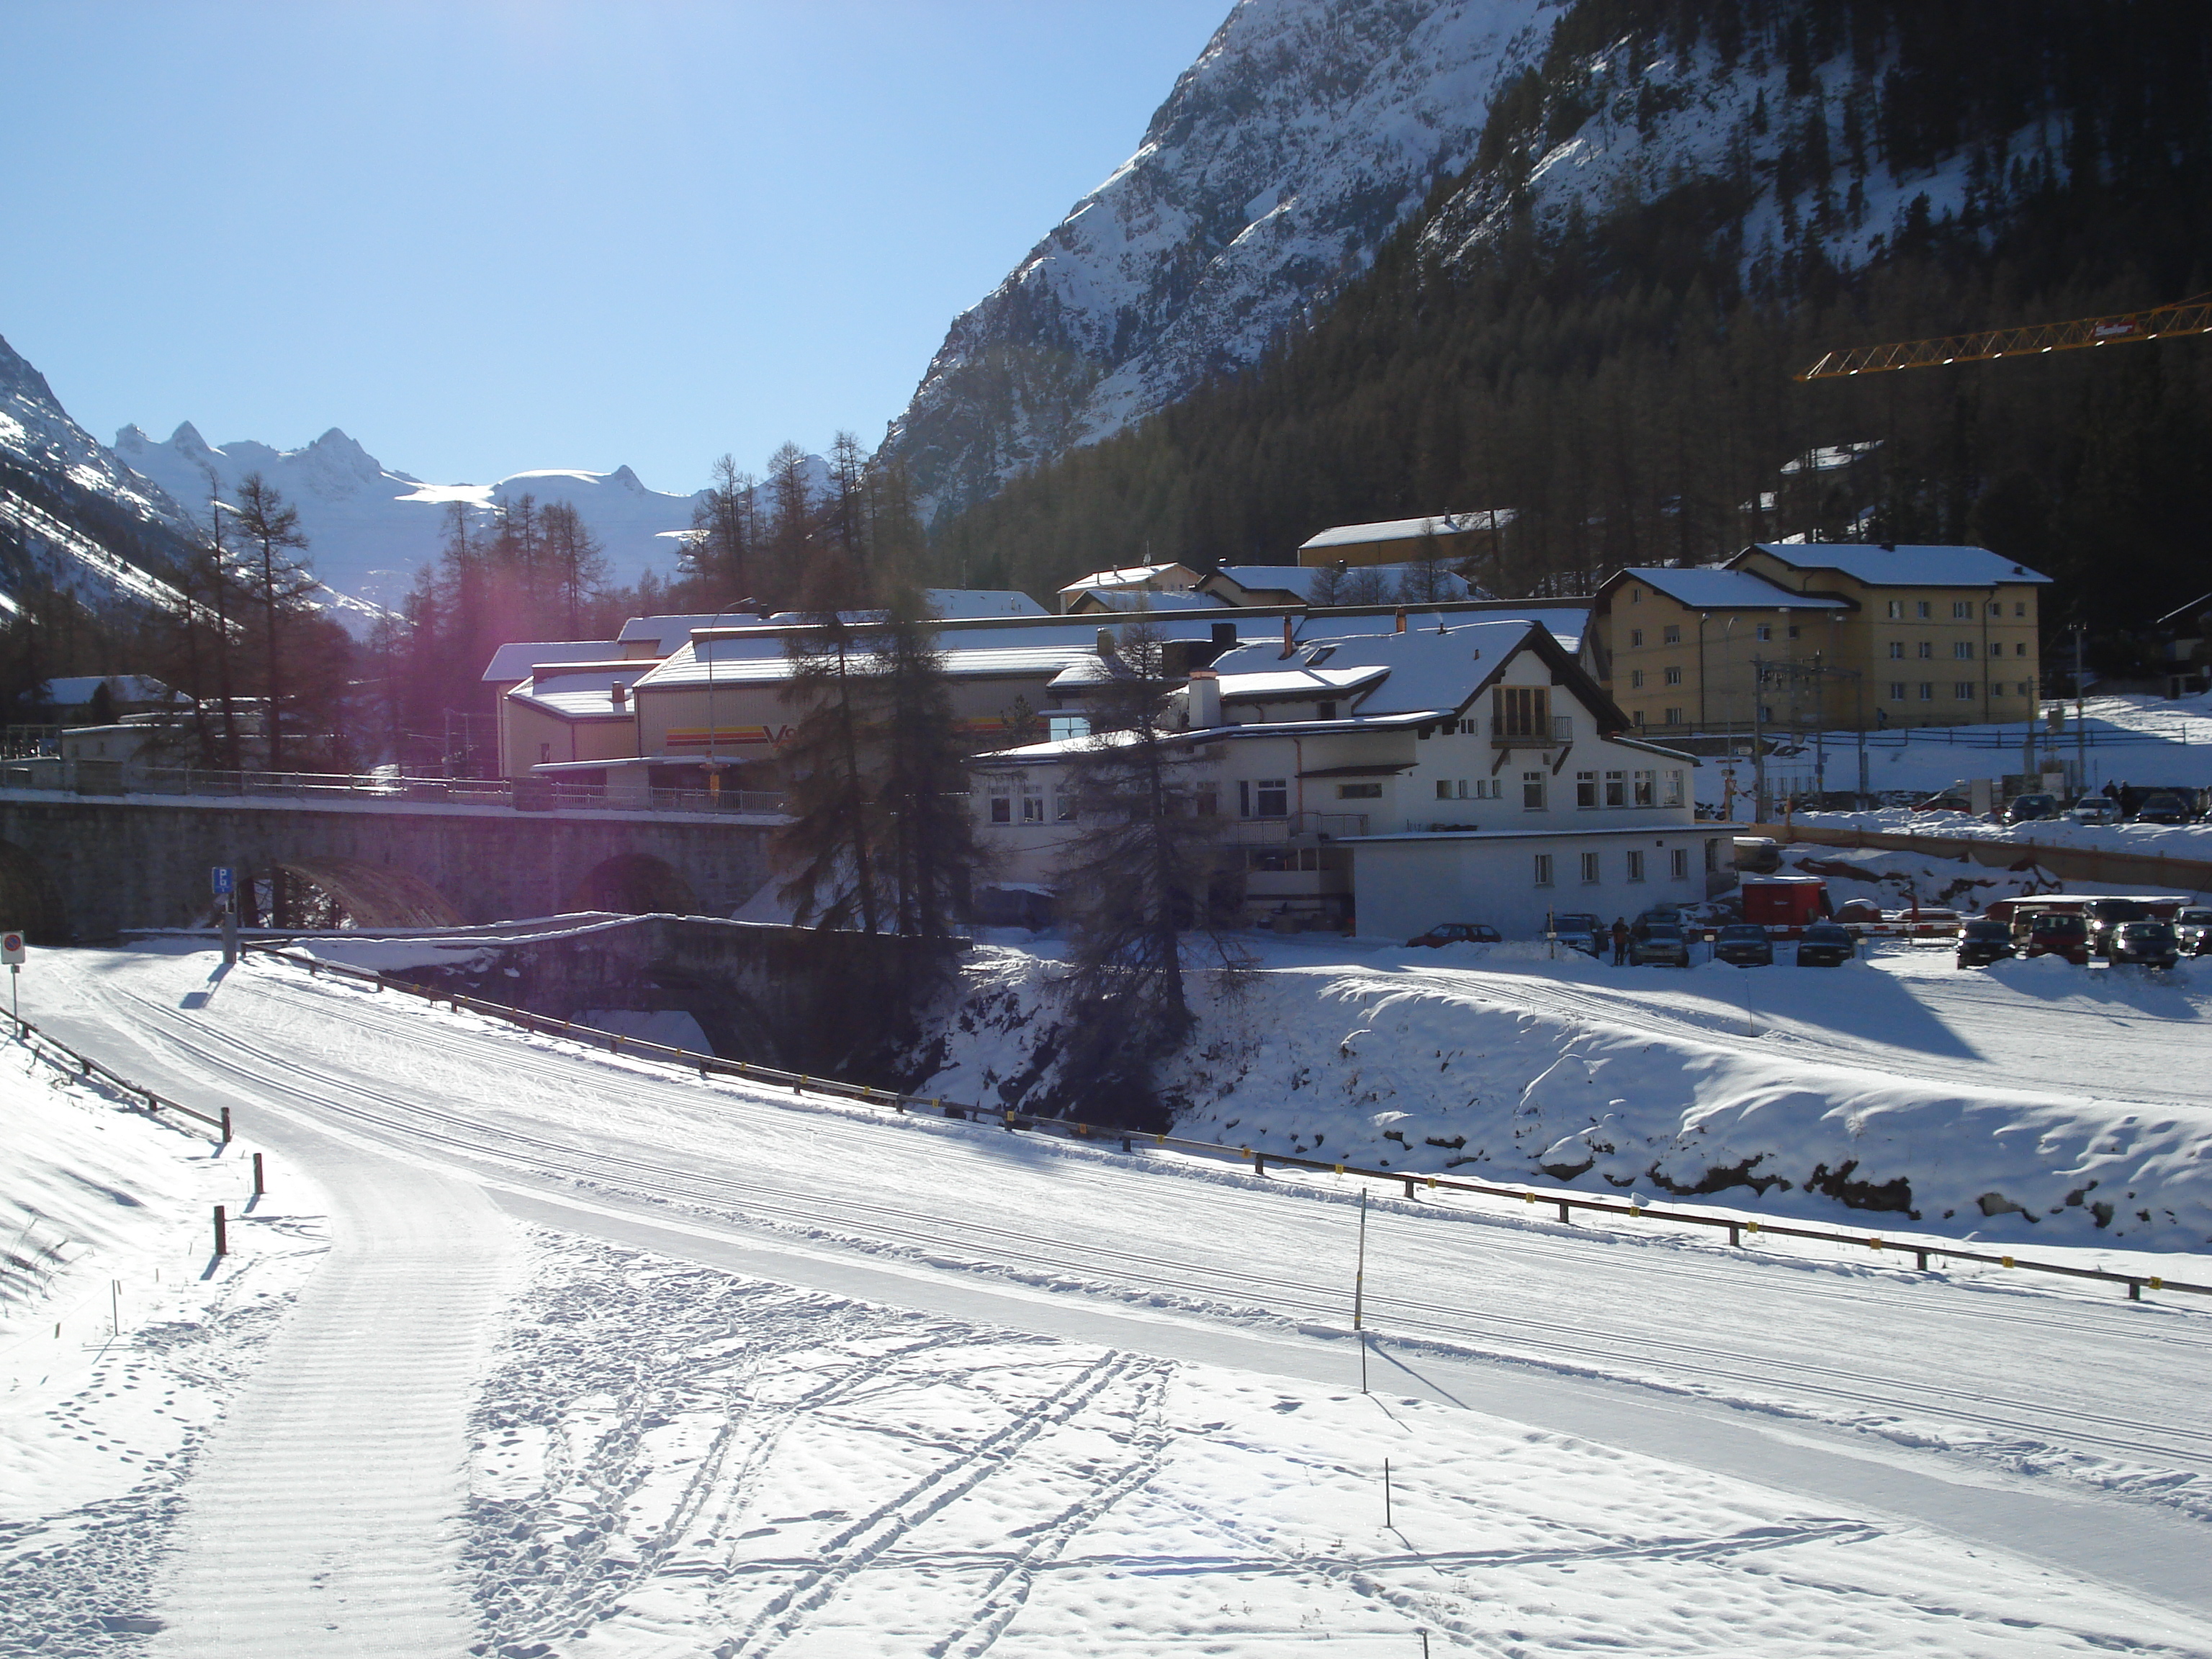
top-left (247, 943), bottom-right (2208, 1308)
top-left (12, 1016), bottom-right (230, 1141)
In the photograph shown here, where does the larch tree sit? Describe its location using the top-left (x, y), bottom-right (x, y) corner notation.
top-left (870, 588), bottom-right (980, 945)
top-left (229, 472), bottom-right (318, 773)
top-left (540, 500), bottom-right (608, 636)
top-left (1055, 616), bottom-right (1238, 1128)
top-left (773, 560), bottom-right (884, 932)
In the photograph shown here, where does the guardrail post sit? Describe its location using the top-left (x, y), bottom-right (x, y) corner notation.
top-left (1252, 1153), bottom-right (1265, 1176)
top-left (2128, 1280), bottom-right (2141, 1302)
top-left (1915, 1249), bottom-right (1930, 1272)
top-left (1557, 1199), bottom-right (1571, 1223)
top-left (1401, 1175), bottom-right (1414, 1199)
top-left (220, 1106), bottom-right (232, 1144)
top-left (212, 1205), bottom-right (228, 1257)
top-left (253, 1152), bottom-right (265, 1195)
top-left (1727, 1220), bottom-right (1740, 1247)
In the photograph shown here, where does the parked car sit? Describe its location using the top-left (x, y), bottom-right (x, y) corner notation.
top-left (1955, 919), bottom-right (2016, 968)
top-left (2067, 796), bottom-right (2120, 825)
top-left (1550, 912), bottom-right (1603, 956)
top-left (1408, 922), bottom-right (1501, 948)
top-left (2131, 791), bottom-right (2193, 825)
top-left (1629, 922), bottom-right (1691, 967)
top-left (2018, 910), bottom-right (2090, 964)
top-left (2082, 898), bottom-right (2154, 957)
top-left (1832, 896), bottom-right (1884, 925)
top-left (1795, 922), bottom-right (1857, 966)
top-left (2108, 920), bottom-right (2181, 969)
top-left (1914, 789), bottom-right (1973, 814)
top-left (2176, 907), bottom-right (2212, 956)
top-left (2003, 793), bottom-right (2059, 824)
top-left (1711, 923), bottom-right (1774, 966)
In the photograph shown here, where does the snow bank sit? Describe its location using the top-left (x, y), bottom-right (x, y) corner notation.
top-left (913, 945), bottom-right (2212, 1248)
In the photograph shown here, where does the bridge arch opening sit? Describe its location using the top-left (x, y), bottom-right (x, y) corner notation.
top-left (240, 860), bottom-right (469, 930)
top-left (0, 837), bottom-right (70, 944)
top-left (567, 853), bottom-right (699, 917)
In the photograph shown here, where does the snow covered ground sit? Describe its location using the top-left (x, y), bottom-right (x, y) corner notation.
top-left (3, 941), bottom-right (2210, 1654)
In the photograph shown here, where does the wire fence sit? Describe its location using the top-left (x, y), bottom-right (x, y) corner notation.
top-left (247, 944), bottom-right (2210, 1309)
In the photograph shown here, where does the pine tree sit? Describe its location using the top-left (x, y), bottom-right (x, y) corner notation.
top-left (541, 500), bottom-right (608, 636)
top-left (773, 563), bottom-right (884, 932)
top-left (870, 589), bottom-right (981, 943)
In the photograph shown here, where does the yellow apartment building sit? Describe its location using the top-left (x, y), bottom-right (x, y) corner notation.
top-left (1588, 543), bottom-right (2049, 735)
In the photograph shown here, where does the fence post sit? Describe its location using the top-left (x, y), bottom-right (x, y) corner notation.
top-left (1557, 1199), bottom-right (1571, 1223)
top-left (212, 1205), bottom-right (228, 1257)
top-left (1401, 1175), bottom-right (1414, 1199)
top-left (253, 1152), bottom-right (265, 1196)
top-left (220, 1106), bottom-right (232, 1145)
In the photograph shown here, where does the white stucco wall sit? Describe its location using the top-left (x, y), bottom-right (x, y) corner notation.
top-left (1349, 828), bottom-right (1722, 940)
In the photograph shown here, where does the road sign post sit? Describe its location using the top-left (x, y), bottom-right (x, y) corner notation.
top-left (1, 930), bottom-right (22, 1029)
top-left (212, 867), bottom-right (237, 965)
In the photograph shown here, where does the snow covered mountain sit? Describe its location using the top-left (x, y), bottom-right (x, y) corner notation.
top-left (884, 0), bottom-right (1557, 523)
top-left (0, 332), bottom-right (197, 614)
top-left (112, 424), bottom-right (708, 614)
top-left (886, 0), bottom-right (2078, 526)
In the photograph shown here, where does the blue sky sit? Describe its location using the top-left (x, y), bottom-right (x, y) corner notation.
top-left (1, 1), bottom-right (1228, 493)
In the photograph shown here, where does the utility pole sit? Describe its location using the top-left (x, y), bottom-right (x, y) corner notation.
top-left (2072, 624), bottom-right (2088, 793)
top-left (1354, 1189), bottom-right (1369, 1394)
top-left (1750, 660), bottom-right (1768, 822)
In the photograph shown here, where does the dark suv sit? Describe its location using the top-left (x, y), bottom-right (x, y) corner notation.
top-left (2018, 911), bottom-right (2089, 963)
top-left (1795, 922), bottom-right (1856, 966)
top-left (2082, 899), bottom-right (2153, 957)
top-left (2109, 920), bottom-right (2180, 969)
top-left (1712, 923), bottom-right (1774, 966)
top-left (1550, 912), bottom-right (1602, 956)
top-left (2003, 793), bottom-right (2059, 825)
top-left (2132, 793), bottom-right (2193, 825)
top-left (1955, 919), bottom-right (2015, 968)
top-left (2177, 907), bottom-right (2212, 956)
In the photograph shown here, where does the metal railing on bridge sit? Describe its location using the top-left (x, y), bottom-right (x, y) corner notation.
top-left (0, 758), bottom-right (786, 819)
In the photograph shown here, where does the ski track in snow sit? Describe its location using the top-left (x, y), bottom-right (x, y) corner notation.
top-left (9, 942), bottom-right (2212, 1655)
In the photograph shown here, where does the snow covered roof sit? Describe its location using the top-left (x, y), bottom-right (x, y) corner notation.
top-left (39, 675), bottom-right (180, 706)
top-left (1067, 588), bottom-right (1230, 612)
top-left (508, 663), bottom-right (651, 720)
top-left (1211, 619), bottom-right (1542, 719)
top-left (480, 639), bottom-right (621, 684)
top-left (1611, 568), bottom-right (1849, 611)
top-left (616, 613), bottom-right (765, 654)
top-left (1298, 511), bottom-right (1510, 552)
top-left (1056, 562), bottom-right (1197, 595)
top-left (924, 588), bottom-right (1048, 619)
top-left (1737, 544), bottom-right (2051, 588)
top-left (1209, 565), bottom-right (1478, 604)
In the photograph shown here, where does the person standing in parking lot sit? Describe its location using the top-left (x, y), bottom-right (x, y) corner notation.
top-left (1610, 917), bottom-right (1629, 964)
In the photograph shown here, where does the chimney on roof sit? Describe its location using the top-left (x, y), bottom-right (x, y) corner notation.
top-left (611, 681), bottom-right (628, 707)
top-left (1187, 668), bottom-right (1220, 729)
top-left (1280, 616), bottom-right (1295, 659)
top-left (1394, 607), bottom-right (1407, 634)
top-left (1096, 627), bottom-right (1118, 659)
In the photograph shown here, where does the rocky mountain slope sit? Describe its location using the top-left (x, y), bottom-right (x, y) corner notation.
top-left (0, 333), bottom-right (197, 615)
top-left (885, 0), bottom-right (1557, 523)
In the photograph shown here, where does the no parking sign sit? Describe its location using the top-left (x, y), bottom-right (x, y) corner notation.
top-left (1, 931), bottom-right (22, 966)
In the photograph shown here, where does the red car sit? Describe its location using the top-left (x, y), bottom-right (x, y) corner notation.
top-left (2021, 912), bottom-right (2089, 964)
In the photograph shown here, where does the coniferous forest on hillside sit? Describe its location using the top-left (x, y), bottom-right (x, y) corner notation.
top-left (930, 0), bottom-right (2212, 675)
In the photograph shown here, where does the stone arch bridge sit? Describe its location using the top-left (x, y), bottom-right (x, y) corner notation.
top-left (0, 790), bottom-right (776, 942)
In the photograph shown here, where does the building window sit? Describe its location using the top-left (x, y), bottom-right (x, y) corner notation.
top-left (1887, 641), bottom-right (1904, 659)
top-left (1758, 705), bottom-right (1773, 722)
top-left (539, 742), bottom-right (552, 763)
top-left (1662, 624), bottom-right (1681, 644)
top-left (1954, 682), bottom-right (1975, 700)
top-left (1755, 624), bottom-right (1772, 642)
top-left (1251, 778), bottom-right (1287, 817)
top-left (1534, 853), bottom-right (1555, 886)
top-left (1671, 847), bottom-right (1689, 880)
top-left (1629, 628), bottom-right (1644, 647)
top-left (2015, 642), bottom-right (2028, 657)
top-left (1663, 706), bottom-right (1683, 726)
top-left (1048, 714), bottom-right (1090, 741)
top-left (989, 788), bottom-right (1012, 824)
top-left (1054, 784), bottom-right (1076, 821)
top-left (1580, 851), bottom-right (1601, 884)
top-left (1336, 782), bottom-right (1382, 799)
top-left (1633, 769), bottom-right (1655, 806)
top-left (1316, 700), bottom-right (1337, 721)
top-left (1020, 785), bottom-right (1045, 822)
top-left (1626, 849), bottom-right (1645, 882)
top-left (1495, 685), bottom-right (1550, 739)
top-left (2018, 680), bottom-right (2033, 697)
top-left (1664, 769), bottom-right (1685, 806)
top-left (1787, 625), bottom-right (1801, 639)
top-left (1663, 666), bottom-right (1682, 685)
top-left (1917, 640), bottom-right (1933, 659)
top-left (1889, 681), bottom-right (1906, 701)
top-left (1576, 770), bottom-right (1598, 808)
top-left (1953, 601), bottom-right (1973, 619)
top-left (1954, 640), bottom-right (1974, 659)
top-left (1887, 600), bottom-right (1904, 619)
top-left (1917, 683), bottom-right (1933, 701)
top-left (1435, 778), bottom-right (1452, 800)
top-left (1605, 770), bottom-right (1625, 807)
top-left (1916, 601), bottom-right (1932, 619)
top-left (1629, 587), bottom-right (1642, 603)
top-left (1195, 787), bottom-right (1218, 817)
top-left (1522, 771), bottom-right (1546, 810)
top-left (1632, 711), bottom-right (1645, 728)
top-left (2015, 602), bottom-right (2026, 617)
top-left (1630, 669), bottom-right (1645, 689)
top-left (1987, 601), bottom-right (2002, 616)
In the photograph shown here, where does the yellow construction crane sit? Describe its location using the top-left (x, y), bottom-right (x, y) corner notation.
top-left (1796, 292), bottom-right (2212, 380)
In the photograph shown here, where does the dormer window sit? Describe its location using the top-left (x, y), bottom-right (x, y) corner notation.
top-left (1305, 645), bottom-right (1336, 666)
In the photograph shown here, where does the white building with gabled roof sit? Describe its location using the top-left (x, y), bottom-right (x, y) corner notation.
top-left (970, 617), bottom-right (1725, 938)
